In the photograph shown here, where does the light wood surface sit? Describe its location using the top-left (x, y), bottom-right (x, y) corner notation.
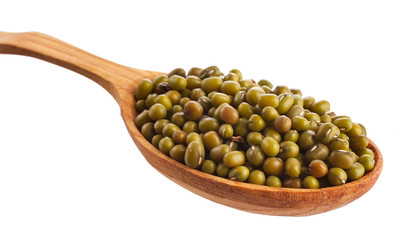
top-left (0, 31), bottom-right (383, 216)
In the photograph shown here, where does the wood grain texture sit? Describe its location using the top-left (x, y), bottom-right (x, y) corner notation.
top-left (0, 31), bottom-right (383, 216)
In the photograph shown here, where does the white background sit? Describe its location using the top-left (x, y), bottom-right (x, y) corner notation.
top-left (0, 1), bottom-right (396, 239)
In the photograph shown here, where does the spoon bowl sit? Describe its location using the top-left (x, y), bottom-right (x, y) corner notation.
top-left (0, 31), bottom-right (383, 216)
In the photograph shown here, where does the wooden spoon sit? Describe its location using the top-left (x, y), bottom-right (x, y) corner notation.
top-left (0, 31), bottom-right (383, 216)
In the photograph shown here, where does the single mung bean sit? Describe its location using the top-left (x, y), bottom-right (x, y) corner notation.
top-left (333, 117), bottom-right (353, 132)
top-left (216, 162), bottom-right (230, 177)
top-left (186, 132), bottom-right (203, 145)
top-left (221, 81), bottom-right (241, 95)
top-left (320, 114), bottom-right (332, 123)
top-left (303, 96), bottom-right (315, 109)
top-left (201, 160), bottom-right (217, 174)
top-left (223, 151), bottom-right (246, 168)
top-left (162, 123), bottom-right (180, 138)
top-left (263, 127), bottom-right (282, 143)
top-left (200, 66), bottom-right (222, 79)
top-left (290, 88), bottom-right (302, 96)
top-left (201, 76), bottom-right (223, 93)
top-left (261, 137), bottom-right (280, 157)
top-left (273, 85), bottom-right (290, 95)
top-left (187, 67), bottom-right (202, 77)
top-left (203, 131), bottom-right (223, 150)
top-left (329, 138), bottom-right (349, 151)
top-left (229, 69), bottom-right (242, 80)
top-left (257, 79), bottom-right (273, 88)
top-left (308, 160), bottom-right (328, 178)
top-left (276, 93), bottom-right (294, 114)
top-left (329, 150), bottom-right (356, 169)
top-left (135, 99), bottom-right (146, 112)
top-left (141, 122), bottom-right (155, 141)
top-left (261, 106), bottom-right (280, 123)
top-left (211, 92), bottom-right (231, 107)
top-left (278, 141), bottom-right (300, 159)
top-left (184, 141), bottom-right (205, 168)
top-left (262, 157), bottom-right (284, 177)
top-left (233, 90), bottom-right (247, 108)
top-left (190, 88), bottom-right (206, 101)
top-left (265, 175), bottom-right (282, 187)
top-left (310, 100), bottom-right (330, 115)
top-left (248, 170), bottom-right (266, 185)
top-left (258, 93), bottom-right (279, 108)
top-left (171, 112), bottom-right (186, 127)
top-left (198, 117), bottom-right (219, 133)
top-left (168, 75), bottom-right (187, 91)
top-left (155, 82), bottom-right (170, 94)
top-left (293, 94), bottom-right (304, 106)
top-left (357, 148), bottom-right (374, 158)
top-left (305, 143), bottom-right (329, 163)
top-left (219, 105), bottom-right (239, 125)
top-left (172, 130), bottom-right (188, 145)
top-left (218, 124), bottom-right (234, 139)
top-left (246, 146), bottom-right (265, 167)
top-left (183, 121), bottom-right (198, 133)
top-left (179, 97), bottom-right (191, 107)
top-left (154, 119), bottom-right (170, 134)
top-left (228, 166), bottom-right (250, 182)
top-left (223, 72), bottom-right (239, 81)
top-left (307, 121), bottom-right (318, 132)
top-left (168, 68), bottom-right (186, 77)
top-left (149, 103), bottom-right (167, 121)
top-left (246, 87), bottom-right (266, 105)
top-left (158, 137), bottom-right (175, 155)
top-left (358, 154), bottom-right (375, 171)
top-left (169, 105), bottom-right (183, 116)
top-left (246, 132), bottom-right (263, 146)
top-left (291, 116), bottom-right (309, 131)
top-left (136, 79), bottom-right (153, 100)
top-left (143, 93), bottom-right (158, 108)
top-left (283, 178), bottom-right (303, 188)
top-left (181, 88), bottom-right (192, 98)
top-left (239, 79), bottom-right (254, 88)
top-left (169, 144), bottom-right (186, 162)
top-left (183, 101), bottom-right (203, 121)
top-left (186, 76), bottom-right (202, 89)
top-left (305, 112), bottom-right (321, 123)
top-left (210, 144), bottom-right (232, 163)
top-left (358, 123), bottom-right (367, 136)
top-left (151, 134), bottom-right (163, 148)
top-left (283, 130), bottom-right (299, 142)
top-left (328, 167), bottom-right (347, 186)
top-left (248, 114), bottom-right (266, 131)
top-left (302, 176), bottom-right (320, 189)
top-left (286, 105), bottom-right (305, 119)
top-left (197, 96), bottom-right (212, 113)
top-left (165, 90), bottom-right (181, 105)
top-left (346, 123), bottom-right (363, 138)
top-left (285, 158), bottom-right (301, 178)
top-left (274, 115), bottom-right (292, 133)
top-left (350, 135), bottom-right (369, 152)
top-left (233, 118), bottom-right (249, 138)
top-left (237, 102), bottom-right (253, 118)
top-left (346, 162), bottom-right (365, 181)
top-left (316, 122), bottom-right (340, 144)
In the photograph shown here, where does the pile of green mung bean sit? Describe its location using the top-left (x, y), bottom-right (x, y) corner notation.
top-left (134, 66), bottom-right (375, 188)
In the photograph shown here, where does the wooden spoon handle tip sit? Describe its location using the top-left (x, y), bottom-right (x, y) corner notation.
top-left (0, 31), bottom-right (151, 103)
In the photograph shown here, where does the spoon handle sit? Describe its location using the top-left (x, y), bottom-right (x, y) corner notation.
top-left (0, 31), bottom-right (161, 103)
